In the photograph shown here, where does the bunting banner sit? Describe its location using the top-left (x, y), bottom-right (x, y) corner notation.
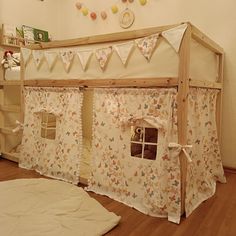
top-left (113, 41), bottom-right (134, 66)
top-left (95, 46), bottom-right (113, 70)
top-left (59, 50), bottom-right (75, 72)
top-left (44, 51), bottom-right (58, 70)
top-left (135, 34), bottom-right (159, 61)
top-left (162, 23), bottom-right (188, 53)
top-left (32, 50), bottom-right (44, 69)
top-left (76, 50), bottom-right (93, 71)
top-left (21, 48), bottom-right (32, 65)
top-left (27, 25), bottom-right (187, 72)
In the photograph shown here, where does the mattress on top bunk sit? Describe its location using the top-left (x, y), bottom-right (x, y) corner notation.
top-left (5, 66), bottom-right (21, 80)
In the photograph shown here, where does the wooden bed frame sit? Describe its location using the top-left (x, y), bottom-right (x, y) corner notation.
top-left (21, 22), bottom-right (224, 215)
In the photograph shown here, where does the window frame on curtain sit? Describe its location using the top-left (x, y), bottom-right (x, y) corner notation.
top-left (41, 112), bottom-right (57, 140)
top-left (130, 125), bottom-right (158, 160)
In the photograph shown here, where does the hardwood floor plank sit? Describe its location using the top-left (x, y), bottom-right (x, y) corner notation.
top-left (0, 159), bottom-right (236, 236)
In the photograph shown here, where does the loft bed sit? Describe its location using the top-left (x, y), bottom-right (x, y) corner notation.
top-left (19, 22), bottom-right (225, 223)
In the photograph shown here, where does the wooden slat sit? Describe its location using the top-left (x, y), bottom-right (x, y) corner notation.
top-left (20, 51), bottom-right (25, 125)
top-left (23, 77), bottom-right (179, 88)
top-left (0, 80), bottom-right (21, 86)
top-left (26, 23), bottom-right (181, 50)
top-left (177, 25), bottom-right (191, 215)
top-left (0, 133), bottom-right (5, 155)
top-left (189, 79), bottom-right (222, 89)
top-left (0, 127), bottom-right (22, 136)
top-left (0, 43), bottom-right (20, 49)
top-left (0, 105), bottom-right (21, 112)
top-left (216, 54), bottom-right (224, 147)
top-left (1, 151), bottom-right (19, 162)
top-left (190, 23), bottom-right (224, 55)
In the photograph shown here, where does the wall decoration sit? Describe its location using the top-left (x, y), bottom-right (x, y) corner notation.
top-left (77, 50), bottom-right (93, 71)
top-left (44, 51), bottom-right (58, 70)
top-left (22, 25), bottom-right (49, 44)
top-left (32, 50), bottom-right (44, 69)
top-left (139, 0), bottom-right (147, 6)
top-left (95, 46), bottom-right (113, 70)
top-left (101, 11), bottom-right (108, 20)
top-left (75, 0), bottom-right (148, 26)
top-left (59, 50), bottom-right (74, 72)
top-left (119, 8), bottom-right (135, 29)
top-left (23, 25), bottom-right (188, 72)
top-left (162, 23), bottom-right (188, 52)
top-left (135, 34), bottom-right (159, 61)
top-left (21, 48), bottom-right (32, 65)
top-left (114, 41), bottom-right (134, 65)
top-left (111, 5), bottom-right (119, 14)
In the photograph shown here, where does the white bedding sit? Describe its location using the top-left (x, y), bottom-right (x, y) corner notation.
top-left (0, 178), bottom-right (120, 236)
top-left (5, 66), bottom-right (21, 80)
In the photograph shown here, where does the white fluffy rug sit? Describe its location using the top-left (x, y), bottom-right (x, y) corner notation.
top-left (0, 178), bottom-right (120, 236)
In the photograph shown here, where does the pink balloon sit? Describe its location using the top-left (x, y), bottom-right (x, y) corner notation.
top-left (101, 11), bottom-right (107, 20)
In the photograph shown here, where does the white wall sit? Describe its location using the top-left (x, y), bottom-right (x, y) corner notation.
top-left (57, 0), bottom-right (236, 168)
top-left (0, 0), bottom-right (61, 39)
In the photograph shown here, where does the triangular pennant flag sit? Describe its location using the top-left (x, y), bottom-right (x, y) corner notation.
top-left (21, 48), bottom-right (32, 65)
top-left (162, 23), bottom-right (188, 53)
top-left (44, 51), bottom-right (58, 70)
top-left (59, 50), bottom-right (74, 72)
top-left (114, 41), bottom-right (134, 66)
top-left (95, 46), bottom-right (113, 71)
top-left (76, 50), bottom-right (93, 71)
top-left (135, 34), bottom-right (159, 61)
top-left (32, 50), bottom-right (44, 69)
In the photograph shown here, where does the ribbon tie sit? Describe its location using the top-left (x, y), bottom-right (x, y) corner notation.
top-left (168, 142), bottom-right (193, 162)
top-left (12, 120), bottom-right (24, 133)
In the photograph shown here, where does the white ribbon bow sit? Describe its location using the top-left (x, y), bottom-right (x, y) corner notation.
top-left (168, 142), bottom-right (193, 162)
top-left (12, 120), bottom-right (24, 133)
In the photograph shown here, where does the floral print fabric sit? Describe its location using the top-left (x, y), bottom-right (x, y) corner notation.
top-left (59, 50), bottom-right (74, 72)
top-left (19, 87), bottom-right (83, 184)
top-left (95, 46), bottom-right (113, 70)
top-left (135, 34), bottom-right (159, 61)
top-left (185, 88), bottom-right (226, 216)
top-left (87, 88), bottom-right (182, 223)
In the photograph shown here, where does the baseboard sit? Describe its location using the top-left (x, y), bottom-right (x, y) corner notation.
top-left (224, 166), bottom-right (236, 174)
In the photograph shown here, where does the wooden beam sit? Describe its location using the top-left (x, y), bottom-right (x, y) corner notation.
top-left (0, 80), bottom-right (21, 86)
top-left (190, 23), bottom-right (224, 55)
top-left (25, 23), bottom-right (181, 50)
top-left (1, 151), bottom-right (19, 163)
top-left (216, 54), bottom-right (224, 147)
top-left (0, 105), bottom-right (21, 112)
top-left (189, 79), bottom-right (222, 89)
top-left (177, 24), bottom-right (191, 215)
top-left (24, 77), bottom-right (179, 88)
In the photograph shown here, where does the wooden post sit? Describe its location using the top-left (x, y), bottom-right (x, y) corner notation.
top-left (177, 24), bottom-right (191, 215)
top-left (216, 54), bottom-right (224, 147)
top-left (20, 50), bottom-right (25, 124)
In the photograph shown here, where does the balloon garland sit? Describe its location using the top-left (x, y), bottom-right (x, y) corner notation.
top-left (75, 0), bottom-right (148, 21)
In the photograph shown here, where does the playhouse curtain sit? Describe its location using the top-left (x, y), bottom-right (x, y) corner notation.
top-left (87, 88), bottom-right (182, 223)
top-left (19, 87), bottom-right (83, 184)
top-left (185, 88), bottom-right (226, 216)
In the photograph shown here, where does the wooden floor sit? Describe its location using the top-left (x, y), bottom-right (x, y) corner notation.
top-left (1, 158), bottom-right (236, 236)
